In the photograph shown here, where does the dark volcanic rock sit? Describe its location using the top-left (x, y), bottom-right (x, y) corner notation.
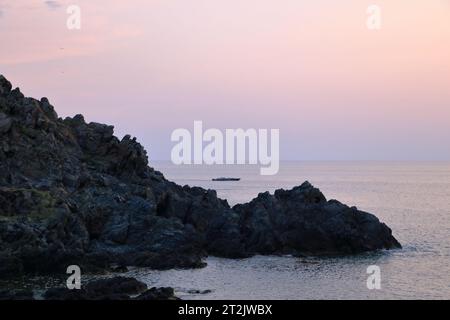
top-left (83, 276), bottom-right (147, 296)
top-left (187, 289), bottom-right (212, 295)
top-left (234, 182), bottom-right (401, 255)
top-left (135, 287), bottom-right (179, 300)
top-left (0, 74), bottom-right (401, 279)
top-left (43, 276), bottom-right (176, 300)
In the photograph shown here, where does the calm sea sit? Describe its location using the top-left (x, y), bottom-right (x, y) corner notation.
top-left (131, 161), bottom-right (449, 300)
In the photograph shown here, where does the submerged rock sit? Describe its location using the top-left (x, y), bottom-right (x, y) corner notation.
top-left (0, 74), bottom-right (401, 279)
top-left (135, 287), bottom-right (180, 300)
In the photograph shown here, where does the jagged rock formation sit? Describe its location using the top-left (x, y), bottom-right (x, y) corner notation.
top-left (0, 75), bottom-right (401, 278)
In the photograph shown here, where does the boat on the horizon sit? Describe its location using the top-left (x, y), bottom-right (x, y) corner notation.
top-left (212, 177), bottom-right (241, 181)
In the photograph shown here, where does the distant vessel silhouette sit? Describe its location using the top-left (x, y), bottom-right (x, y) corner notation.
top-left (212, 177), bottom-right (241, 181)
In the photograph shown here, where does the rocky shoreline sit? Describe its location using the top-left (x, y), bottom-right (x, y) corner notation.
top-left (0, 74), bottom-right (401, 299)
top-left (0, 276), bottom-right (179, 300)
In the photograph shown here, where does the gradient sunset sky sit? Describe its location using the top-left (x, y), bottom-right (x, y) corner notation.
top-left (1, 0), bottom-right (449, 160)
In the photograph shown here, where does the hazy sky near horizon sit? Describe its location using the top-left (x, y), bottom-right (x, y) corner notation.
top-left (1, 0), bottom-right (449, 160)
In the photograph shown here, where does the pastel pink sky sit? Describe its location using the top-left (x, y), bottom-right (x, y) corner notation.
top-left (1, 0), bottom-right (449, 160)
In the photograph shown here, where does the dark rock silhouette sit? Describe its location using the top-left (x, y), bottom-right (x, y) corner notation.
top-left (43, 276), bottom-right (178, 300)
top-left (0, 74), bottom-right (401, 278)
top-left (0, 276), bottom-right (178, 300)
top-left (234, 183), bottom-right (401, 255)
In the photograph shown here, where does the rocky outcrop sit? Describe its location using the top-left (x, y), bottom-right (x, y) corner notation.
top-left (0, 276), bottom-right (178, 300)
top-left (43, 276), bottom-right (178, 300)
top-left (134, 287), bottom-right (179, 300)
top-left (234, 183), bottom-right (401, 255)
top-left (0, 74), bottom-right (401, 278)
